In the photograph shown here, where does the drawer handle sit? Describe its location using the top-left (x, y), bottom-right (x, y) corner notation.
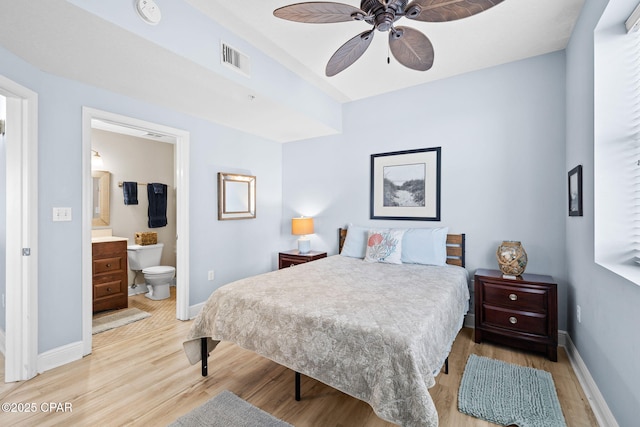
top-left (107, 287), bottom-right (112, 292)
top-left (509, 316), bottom-right (518, 324)
top-left (509, 293), bottom-right (518, 301)
top-left (106, 263), bottom-right (112, 268)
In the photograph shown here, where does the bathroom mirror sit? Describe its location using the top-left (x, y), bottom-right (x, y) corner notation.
top-left (92, 170), bottom-right (111, 226)
top-left (218, 172), bottom-right (256, 220)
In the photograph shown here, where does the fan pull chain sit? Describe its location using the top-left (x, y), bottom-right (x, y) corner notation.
top-left (387, 45), bottom-right (390, 64)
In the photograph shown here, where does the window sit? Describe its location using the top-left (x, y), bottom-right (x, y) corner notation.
top-left (594, 4), bottom-right (640, 286)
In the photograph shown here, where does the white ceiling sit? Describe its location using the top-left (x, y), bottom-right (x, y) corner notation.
top-left (0, 0), bottom-right (585, 142)
top-left (187, 0), bottom-right (585, 101)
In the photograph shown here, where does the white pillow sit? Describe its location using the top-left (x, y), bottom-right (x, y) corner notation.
top-left (401, 227), bottom-right (449, 266)
top-left (340, 224), bottom-right (368, 258)
top-left (364, 229), bottom-right (406, 264)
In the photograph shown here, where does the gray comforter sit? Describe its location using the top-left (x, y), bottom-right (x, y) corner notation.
top-left (183, 255), bottom-right (469, 427)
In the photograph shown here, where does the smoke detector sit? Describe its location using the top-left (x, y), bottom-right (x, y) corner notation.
top-left (136, 0), bottom-right (162, 25)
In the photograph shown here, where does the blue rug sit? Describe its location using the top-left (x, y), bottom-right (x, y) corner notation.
top-left (458, 354), bottom-right (566, 427)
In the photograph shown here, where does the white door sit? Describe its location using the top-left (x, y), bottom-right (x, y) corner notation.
top-left (1, 75), bottom-right (38, 382)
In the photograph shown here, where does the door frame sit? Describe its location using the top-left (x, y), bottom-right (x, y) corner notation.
top-left (1, 75), bottom-right (39, 382)
top-left (81, 107), bottom-right (190, 355)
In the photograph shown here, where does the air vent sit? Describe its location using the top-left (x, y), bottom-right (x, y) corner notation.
top-left (221, 42), bottom-right (250, 77)
top-left (145, 132), bottom-right (165, 138)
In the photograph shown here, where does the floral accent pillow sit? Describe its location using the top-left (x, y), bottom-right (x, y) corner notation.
top-left (364, 229), bottom-right (406, 264)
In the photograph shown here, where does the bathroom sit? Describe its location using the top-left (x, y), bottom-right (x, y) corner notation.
top-left (91, 121), bottom-right (177, 306)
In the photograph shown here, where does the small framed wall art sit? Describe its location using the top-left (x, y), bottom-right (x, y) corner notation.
top-left (568, 165), bottom-right (583, 217)
top-left (370, 147), bottom-right (441, 221)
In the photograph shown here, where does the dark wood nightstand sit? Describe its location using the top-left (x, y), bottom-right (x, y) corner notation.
top-left (278, 250), bottom-right (327, 269)
top-left (474, 268), bottom-right (558, 361)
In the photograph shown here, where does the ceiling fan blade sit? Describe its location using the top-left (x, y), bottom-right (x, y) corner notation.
top-left (388, 26), bottom-right (434, 71)
top-left (274, 2), bottom-right (366, 23)
top-left (326, 30), bottom-right (374, 76)
top-left (405, 0), bottom-right (504, 22)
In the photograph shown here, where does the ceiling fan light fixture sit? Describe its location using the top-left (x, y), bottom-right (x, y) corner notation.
top-left (273, 0), bottom-right (504, 75)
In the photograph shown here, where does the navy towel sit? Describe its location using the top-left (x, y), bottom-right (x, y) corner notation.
top-left (122, 181), bottom-right (138, 205)
top-left (147, 183), bottom-right (167, 228)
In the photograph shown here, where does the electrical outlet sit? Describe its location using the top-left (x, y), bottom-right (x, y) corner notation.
top-left (577, 305), bottom-right (582, 323)
top-left (208, 270), bottom-right (215, 281)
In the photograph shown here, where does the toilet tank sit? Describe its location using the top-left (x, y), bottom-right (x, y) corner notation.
top-left (127, 243), bottom-right (164, 270)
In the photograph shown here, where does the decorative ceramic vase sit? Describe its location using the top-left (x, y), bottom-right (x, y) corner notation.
top-left (496, 241), bottom-right (528, 276)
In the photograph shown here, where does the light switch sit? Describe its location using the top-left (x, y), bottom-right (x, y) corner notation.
top-left (52, 207), bottom-right (72, 222)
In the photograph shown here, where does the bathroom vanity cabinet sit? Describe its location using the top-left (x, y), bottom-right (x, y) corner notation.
top-left (92, 239), bottom-right (129, 313)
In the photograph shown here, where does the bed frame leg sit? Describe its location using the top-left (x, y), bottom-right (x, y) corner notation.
top-left (201, 337), bottom-right (208, 377)
top-left (295, 371), bottom-right (301, 401)
top-left (444, 357), bottom-right (449, 375)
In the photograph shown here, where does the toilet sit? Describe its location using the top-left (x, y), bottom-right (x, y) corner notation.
top-left (126, 243), bottom-right (175, 300)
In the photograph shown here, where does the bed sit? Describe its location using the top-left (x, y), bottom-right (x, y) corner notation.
top-left (183, 227), bottom-right (469, 427)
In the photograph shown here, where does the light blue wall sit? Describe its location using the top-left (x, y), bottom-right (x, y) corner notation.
top-left (283, 52), bottom-right (568, 323)
top-left (0, 45), bottom-right (283, 353)
top-left (566, 0), bottom-right (640, 425)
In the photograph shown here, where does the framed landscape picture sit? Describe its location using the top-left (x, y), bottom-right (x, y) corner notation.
top-left (568, 165), bottom-right (583, 217)
top-left (370, 147), bottom-right (441, 221)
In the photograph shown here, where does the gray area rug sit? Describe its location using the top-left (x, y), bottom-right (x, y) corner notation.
top-left (458, 354), bottom-right (566, 427)
top-left (92, 307), bottom-right (150, 335)
top-left (169, 390), bottom-right (293, 427)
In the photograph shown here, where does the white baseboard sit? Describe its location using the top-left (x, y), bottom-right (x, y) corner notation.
top-left (37, 341), bottom-right (84, 375)
top-left (563, 332), bottom-right (619, 427)
top-left (188, 302), bottom-right (205, 320)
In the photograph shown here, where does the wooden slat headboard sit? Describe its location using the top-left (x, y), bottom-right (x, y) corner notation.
top-left (338, 228), bottom-right (466, 268)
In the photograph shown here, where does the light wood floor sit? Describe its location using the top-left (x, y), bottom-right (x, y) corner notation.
top-left (0, 288), bottom-right (598, 426)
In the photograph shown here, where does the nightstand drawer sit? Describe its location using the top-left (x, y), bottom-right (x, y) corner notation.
top-left (278, 250), bottom-right (327, 269)
top-left (279, 257), bottom-right (300, 268)
top-left (482, 282), bottom-right (547, 312)
top-left (482, 304), bottom-right (548, 336)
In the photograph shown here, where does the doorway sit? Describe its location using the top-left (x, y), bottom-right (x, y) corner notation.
top-left (81, 108), bottom-right (190, 355)
top-left (0, 75), bottom-right (38, 382)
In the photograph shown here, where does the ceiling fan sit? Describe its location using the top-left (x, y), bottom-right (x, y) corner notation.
top-left (274, 0), bottom-right (504, 76)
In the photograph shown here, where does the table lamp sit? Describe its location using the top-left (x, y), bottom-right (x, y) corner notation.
top-left (292, 217), bottom-right (314, 254)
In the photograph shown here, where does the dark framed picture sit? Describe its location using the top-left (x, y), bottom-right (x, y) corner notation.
top-left (568, 165), bottom-right (583, 217)
top-left (370, 147), bottom-right (441, 221)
